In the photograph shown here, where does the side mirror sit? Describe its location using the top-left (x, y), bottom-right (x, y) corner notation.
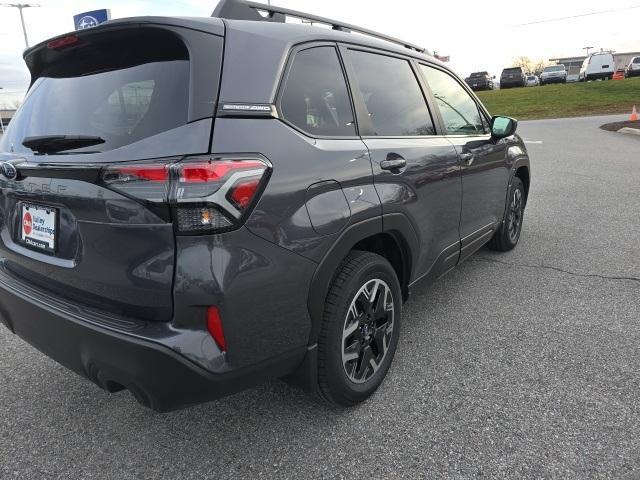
top-left (491, 116), bottom-right (517, 139)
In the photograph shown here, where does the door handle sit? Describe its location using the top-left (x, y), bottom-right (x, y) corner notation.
top-left (380, 157), bottom-right (406, 171)
top-left (459, 152), bottom-right (474, 165)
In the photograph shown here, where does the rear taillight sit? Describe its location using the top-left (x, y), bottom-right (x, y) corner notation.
top-left (102, 163), bottom-right (170, 203)
top-left (101, 156), bottom-right (270, 234)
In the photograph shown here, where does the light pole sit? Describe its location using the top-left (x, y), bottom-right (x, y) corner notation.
top-left (0, 3), bottom-right (41, 48)
top-left (582, 46), bottom-right (594, 57)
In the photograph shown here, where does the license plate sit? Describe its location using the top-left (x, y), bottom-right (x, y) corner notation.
top-left (19, 203), bottom-right (57, 253)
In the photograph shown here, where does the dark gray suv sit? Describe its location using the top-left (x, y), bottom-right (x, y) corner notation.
top-left (0, 0), bottom-right (530, 411)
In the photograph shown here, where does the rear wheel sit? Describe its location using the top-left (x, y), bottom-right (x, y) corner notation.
top-left (317, 251), bottom-right (401, 406)
top-left (487, 177), bottom-right (525, 252)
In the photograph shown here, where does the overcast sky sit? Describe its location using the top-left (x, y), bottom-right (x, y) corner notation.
top-left (1, 0), bottom-right (639, 104)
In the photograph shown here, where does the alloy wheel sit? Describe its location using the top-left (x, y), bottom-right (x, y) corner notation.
top-left (507, 188), bottom-right (523, 243)
top-left (341, 279), bottom-right (394, 384)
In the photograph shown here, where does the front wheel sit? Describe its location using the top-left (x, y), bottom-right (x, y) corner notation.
top-left (487, 177), bottom-right (525, 252)
top-left (317, 251), bottom-right (402, 406)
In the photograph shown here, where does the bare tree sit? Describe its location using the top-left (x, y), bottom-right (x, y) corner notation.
top-left (512, 56), bottom-right (550, 76)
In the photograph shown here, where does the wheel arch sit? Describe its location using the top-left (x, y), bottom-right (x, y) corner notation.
top-left (306, 214), bottom-right (418, 346)
top-left (514, 163), bottom-right (531, 205)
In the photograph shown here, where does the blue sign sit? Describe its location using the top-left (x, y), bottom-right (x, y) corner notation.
top-left (73, 9), bottom-right (111, 31)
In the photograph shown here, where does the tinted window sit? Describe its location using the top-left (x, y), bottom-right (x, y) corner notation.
top-left (502, 68), bottom-right (522, 74)
top-left (348, 50), bottom-right (434, 136)
top-left (280, 47), bottom-right (355, 137)
top-left (420, 65), bottom-right (485, 135)
top-left (1, 61), bottom-right (189, 155)
top-left (0, 29), bottom-right (193, 156)
top-left (633, 57), bottom-right (640, 64)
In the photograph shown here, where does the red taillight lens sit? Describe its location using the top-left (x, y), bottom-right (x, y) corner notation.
top-left (228, 178), bottom-right (260, 210)
top-left (179, 160), bottom-right (265, 183)
top-left (47, 35), bottom-right (80, 50)
top-left (207, 306), bottom-right (226, 352)
top-left (104, 164), bottom-right (169, 183)
top-left (102, 163), bottom-right (170, 203)
top-left (115, 165), bottom-right (169, 182)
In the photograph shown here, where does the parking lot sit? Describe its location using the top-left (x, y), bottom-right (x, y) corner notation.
top-left (1, 114), bottom-right (638, 479)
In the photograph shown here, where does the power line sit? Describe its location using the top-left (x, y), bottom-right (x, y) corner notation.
top-left (510, 4), bottom-right (640, 27)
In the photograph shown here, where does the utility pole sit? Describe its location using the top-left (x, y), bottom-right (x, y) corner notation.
top-left (582, 46), bottom-right (594, 57)
top-left (0, 3), bottom-right (41, 48)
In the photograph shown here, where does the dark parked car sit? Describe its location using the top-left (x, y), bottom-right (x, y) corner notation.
top-left (464, 71), bottom-right (494, 91)
top-left (500, 66), bottom-right (526, 88)
top-left (0, 0), bottom-right (531, 411)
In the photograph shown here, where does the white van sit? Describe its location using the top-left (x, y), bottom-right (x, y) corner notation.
top-left (579, 52), bottom-right (615, 81)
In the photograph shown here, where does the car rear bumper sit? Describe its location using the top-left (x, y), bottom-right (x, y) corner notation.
top-left (585, 72), bottom-right (613, 80)
top-left (541, 76), bottom-right (565, 83)
top-left (0, 263), bottom-right (305, 412)
top-left (500, 80), bottom-right (523, 88)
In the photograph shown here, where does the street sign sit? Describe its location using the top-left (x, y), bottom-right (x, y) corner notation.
top-left (73, 9), bottom-right (111, 31)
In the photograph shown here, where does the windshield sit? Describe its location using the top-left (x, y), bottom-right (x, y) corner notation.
top-left (634, 57), bottom-right (640, 64)
top-left (1, 60), bottom-right (189, 155)
top-left (544, 66), bottom-right (565, 72)
top-left (470, 72), bottom-right (488, 77)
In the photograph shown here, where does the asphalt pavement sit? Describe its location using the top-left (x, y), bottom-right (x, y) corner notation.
top-left (1, 114), bottom-right (639, 479)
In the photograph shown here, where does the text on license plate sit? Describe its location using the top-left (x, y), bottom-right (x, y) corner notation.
top-left (20, 203), bottom-right (57, 252)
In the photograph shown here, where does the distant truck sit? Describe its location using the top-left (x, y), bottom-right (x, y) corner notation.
top-left (464, 71), bottom-right (494, 91)
top-left (500, 67), bottom-right (526, 89)
top-left (540, 65), bottom-right (567, 85)
top-left (579, 52), bottom-right (615, 81)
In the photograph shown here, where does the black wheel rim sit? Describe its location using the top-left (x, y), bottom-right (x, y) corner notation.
top-left (341, 279), bottom-right (394, 384)
top-left (507, 187), bottom-right (523, 243)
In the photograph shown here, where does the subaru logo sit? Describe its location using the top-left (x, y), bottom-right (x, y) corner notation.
top-left (0, 162), bottom-right (18, 180)
top-left (78, 15), bottom-right (99, 30)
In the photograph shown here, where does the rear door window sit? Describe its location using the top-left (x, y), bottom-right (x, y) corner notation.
top-left (279, 46), bottom-right (355, 137)
top-left (347, 50), bottom-right (435, 136)
top-left (420, 65), bottom-right (486, 135)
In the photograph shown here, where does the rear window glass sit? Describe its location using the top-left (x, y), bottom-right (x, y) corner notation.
top-left (280, 46), bottom-right (355, 137)
top-left (1, 31), bottom-right (189, 155)
top-left (503, 68), bottom-right (522, 74)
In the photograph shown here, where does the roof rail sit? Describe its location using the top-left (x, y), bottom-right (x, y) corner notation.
top-left (211, 0), bottom-right (428, 54)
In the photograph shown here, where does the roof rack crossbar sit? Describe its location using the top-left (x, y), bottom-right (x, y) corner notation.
top-left (212, 0), bottom-right (427, 54)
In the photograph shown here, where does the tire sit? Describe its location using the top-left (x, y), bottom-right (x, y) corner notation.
top-left (317, 250), bottom-right (402, 406)
top-left (487, 177), bottom-right (525, 252)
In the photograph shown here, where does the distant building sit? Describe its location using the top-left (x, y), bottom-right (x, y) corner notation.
top-left (0, 109), bottom-right (16, 132)
top-left (549, 51), bottom-right (640, 75)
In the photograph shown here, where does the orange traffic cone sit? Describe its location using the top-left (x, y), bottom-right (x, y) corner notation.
top-left (631, 105), bottom-right (639, 122)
